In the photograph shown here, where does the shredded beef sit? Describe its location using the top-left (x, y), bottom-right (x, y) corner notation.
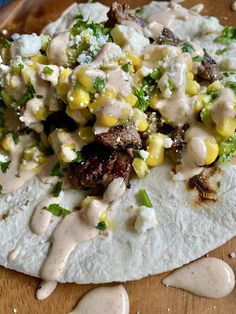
top-left (95, 123), bottom-right (142, 151)
top-left (156, 28), bottom-right (181, 46)
top-left (68, 143), bottom-right (132, 190)
top-left (166, 125), bottom-right (189, 164)
top-left (105, 2), bottom-right (145, 28)
top-left (197, 50), bottom-right (222, 82)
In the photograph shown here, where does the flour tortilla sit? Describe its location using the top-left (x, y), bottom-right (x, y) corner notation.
top-left (1, 2), bottom-right (236, 284)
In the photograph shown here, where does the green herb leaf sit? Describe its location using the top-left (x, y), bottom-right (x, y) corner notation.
top-left (50, 162), bottom-right (64, 178)
top-left (181, 41), bottom-right (194, 53)
top-left (36, 95), bottom-right (43, 99)
top-left (43, 66), bottom-right (54, 75)
top-left (168, 77), bottom-right (176, 91)
top-left (12, 132), bottom-right (19, 145)
top-left (73, 151), bottom-right (84, 163)
top-left (38, 142), bottom-right (54, 156)
top-left (225, 81), bottom-right (236, 95)
top-left (138, 189), bottom-right (153, 208)
top-left (214, 26), bottom-right (236, 44)
top-left (15, 172), bottom-right (20, 178)
top-left (215, 48), bottom-right (228, 55)
top-left (96, 221), bottom-right (107, 231)
top-left (217, 134), bottom-right (236, 164)
top-left (133, 86), bottom-right (148, 111)
top-left (18, 63), bottom-right (24, 71)
top-left (73, 16), bottom-right (111, 37)
top-left (223, 72), bottom-right (235, 77)
top-left (192, 55), bottom-right (204, 62)
top-left (0, 160), bottom-right (11, 173)
top-left (0, 184), bottom-right (2, 194)
top-left (51, 182), bottom-right (62, 197)
top-left (217, 181), bottom-right (221, 188)
top-left (18, 84), bottom-right (36, 106)
top-left (121, 63), bottom-right (130, 73)
top-left (135, 6), bottom-right (144, 14)
top-left (0, 39), bottom-right (12, 48)
top-left (93, 77), bottom-right (106, 92)
top-left (43, 204), bottom-right (71, 217)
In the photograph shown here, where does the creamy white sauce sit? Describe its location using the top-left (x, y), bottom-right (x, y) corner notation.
top-left (69, 285), bottom-right (129, 314)
top-left (36, 280), bottom-right (57, 300)
top-left (47, 31), bottom-right (70, 66)
top-left (30, 196), bottom-right (62, 235)
top-left (162, 257), bottom-right (235, 298)
top-left (20, 97), bottom-right (44, 133)
top-left (8, 247), bottom-right (20, 262)
top-left (106, 68), bottom-right (131, 97)
top-left (93, 43), bottom-right (123, 67)
top-left (103, 177), bottom-right (126, 203)
top-left (147, 7), bottom-right (188, 28)
top-left (0, 135), bottom-right (36, 194)
top-left (37, 155), bottom-right (58, 184)
top-left (231, 0), bottom-right (236, 12)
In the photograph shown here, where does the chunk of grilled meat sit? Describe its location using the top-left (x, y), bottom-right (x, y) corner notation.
top-left (68, 143), bottom-right (132, 190)
top-left (105, 2), bottom-right (145, 28)
top-left (197, 50), bottom-right (222, 82)
top-left (166, 125), bottom-right (189, 164)
top-left (142, 111), bottom-right (173, 138)
top-left (95, 123), bottom-right (142, 151)
top-left (156, 28), bottom-right (181, 46)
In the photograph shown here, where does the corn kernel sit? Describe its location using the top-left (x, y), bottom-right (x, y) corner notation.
top-left (80, 196), bottom-right (101, 208)
top-left (79, 127), bottom-right (95, 143)
top-left (1, 134), bottom-right (14, 151)
top-left (56, 68), bottom-right (72, 96)
top-left (186, 72), bottom-right (194, 80)
top-left (125, 93), bottom-right (138, 107)
top-left (216, 117), bottom-right (236, 138)
top-left (104, 89), bottom-right (116, 98)
top-left (138, 118), bottom-right (148, 132)
top-left (132, 158), bottom-right (149, 179)
top-left (186, 79), bottom-right (200, 96)
top-left (0, 90), bottom-right (13, 108)
top-left (59, 143), bottom-right (77, 163)
top-left (97, 114), bottom-right (118, 127)
top-left (34, 106), bottom-right (48, 121)
top-left (146, 133), bottom-right (165, 167)
top-left (194, 94), bottom-right (211, 112)
top-left (207, 81), bottom-right (222, 93)
top-left (88, 96), bottom-right (107, 113)
top-left (66, 106), bottom-right (91, 125)
top-left (31, 54), bottom-right (48, 64)
top-left (76, 67), bottom-right (94, 92)
top-left (126, 51), bottom-right (141, 69)
top-left (68, 88), bottom-right (90, 110)
top-left (204, 139), bottom-right (219, 165)
top-left (149, 95), bottom-right (160, 110)
top-left (131, 109), bottom-right (148, 132)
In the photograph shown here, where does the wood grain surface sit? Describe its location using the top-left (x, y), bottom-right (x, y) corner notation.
top-left (0, 1), bottom-right (236, 313)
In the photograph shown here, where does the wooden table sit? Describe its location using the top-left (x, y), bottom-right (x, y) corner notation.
top-left (0, 0), bottom-right (235, 313)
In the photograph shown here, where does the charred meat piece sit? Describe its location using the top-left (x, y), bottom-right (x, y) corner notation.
top-left (68, 143), bottom-right (132, 190)
top-left (142, 111), bottom-right (173, 138)
top-left (95, 123), bottom-right (142, 151)
top-left (105, 2), bottom-right (145, 28)
top-left (197, 50), bottom-right (222, 82)
top-left (156, 28), bottom-right (181, 46)
top-left (166, 125), bottom-right (189, 164)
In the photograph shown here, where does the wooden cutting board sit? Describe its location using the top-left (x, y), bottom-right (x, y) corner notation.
top-left (0, 0), bottom-right (236, 313)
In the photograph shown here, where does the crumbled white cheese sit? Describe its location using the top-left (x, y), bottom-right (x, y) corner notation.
top-left (163, 137), bottom-right (173, 148)
top-left (190, 4), bottom-right (204, 14)
top-left (139, 65), bottom-right (152, 77)
top-left (229, 252), bottom-right (236, 258)
top-left (200, 17), bottom-right (223, 35)
top-left (2, 29), bottom-right (8, 35)
top-left (172, 173), bottom-right (184, 181)
top-left (11, 33), bottom-right (42, 58)
top-left (139, 150), bottom-right (149, 161)
top-left (11, 33), bottom-right (20, 41)
top-left (134, 206), bottom-right (157, 234)
top-left (0, 153), bottom-right (9, 163)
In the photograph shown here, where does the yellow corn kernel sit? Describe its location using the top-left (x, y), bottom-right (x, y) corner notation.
top-left (0, 90), bottom-right (13, 108)
top-left (194, 94), bottom-right (211, 112)
top-left (1, 134), bottom-right (13, 151)
top-left (146, 133), bottom-right (165, 167)
top-left (188, 59), bottom-right (193, 71)
top-left (56, 68), bottom-right (72, 96)
top-left (34, 106), bottom-right (48, 121)
top-left (79, 127), bottom-right (95, 143)
top-left (185, 79), bottom-right (200, 96)
top-left (131, 109), bottom-right (148, 132)
top-left (216, 117), bottom-right (236, 138)
top-left (186, 72), bottom-right (194, 80)
top-left (97, 114), bottom-right (118, 127)
top-left (149, 95), bottom-right (160, 110)
top-left (125, 93), bottom-right (138, 107)
top-left (31, 54), bottom-right (48, 64)
top-left (138, 118), bottom-right (148, 132)
top-left (207, 81), bottom-right (222, 93)
top-left (59, 143), bottom-right (76, 163)
top-left (88, 96), bottom-right (107, 113)
top-left (68, 88), bottom-right (90, 110)
top-left (204, 139), bottom-right (219, 165)
top-left (76, 67), bottom-right (94, 92)
top-left (80, 196), bottom-right (101, 208)
top-left (126, 52), bottom-right (141, 69)
top-left (132, 158), bottom-right (149, 179)
top-left (66, 106), bottom-right (91, 125)
top-left (104, 89), bottom-right (116, 98)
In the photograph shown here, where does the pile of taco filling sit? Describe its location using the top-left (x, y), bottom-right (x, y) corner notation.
top-left (0, 2), bottom-right (236, 200)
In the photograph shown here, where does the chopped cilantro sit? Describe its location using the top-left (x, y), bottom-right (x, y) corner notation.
top-left (215, 48), bottom-right (228, 55)
top-left (18, 63), bottom-right (24, 71)
top-left (225, 81), bottom-right (236, 95)
top-left (43, 204), bottom-right (71, 217)
top-left (93, 77), bottom-right (106, 92)
top-left (36, 95), bottom-right (43, 99)
top-left (73, 151), bottom-right (84, 163)
top-left (96, 221), bottom-right (107, 231)
top-left (181, 41), bottom-right (194, 53)
top-left (38, 142), bottom-right (54, 156)
top-left (217, 134), bottom-right (236, 164)
top-left (168, 77), bottom-right (176, 91)
top-left (15, 172), bottom-right (20, 178)
top-left (18, 84), bottom-right (35, 106)
top-left (214, 26), bottom-right (236, 44)
top-left (0, 39), bottom-right (12, 48)
top-left (73, 15), bottom-right (111, 37)
top-left (149, 66), bottom-right (165, 81)
top-left (12, 132), bottom-right (19, 145)
top-left (138, 189), bottom-right (153, 208)
top-left (0, 184), bottom-right (2, 194)
top-left (158, 37), bottom-right (172, 45)
top-left (217, 181), bottom-right (221, 188)
top-left (133, 86), bottom-right (148, 111)
top-left (192, 55), bottom-right (204, 62)
top-left (223, 72), bottom-right (235, 77)
top-left (135, 6), bottom-right (144, 14)
top-left (121, 63), bottom-right (130, 73)
top-left (50, 162), bottom-right (65, 178)
top-left (0, 160), bottom-right (11, 173)
top-left (51, 181), bottom-right (62, 197)
top-left (43, 66), bottom-right (54, 75)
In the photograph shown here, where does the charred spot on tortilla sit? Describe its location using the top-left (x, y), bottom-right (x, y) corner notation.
top-left (0, 210), bottom-right (9, 221)
top-left (187, 167), bottom-right (221, 204)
